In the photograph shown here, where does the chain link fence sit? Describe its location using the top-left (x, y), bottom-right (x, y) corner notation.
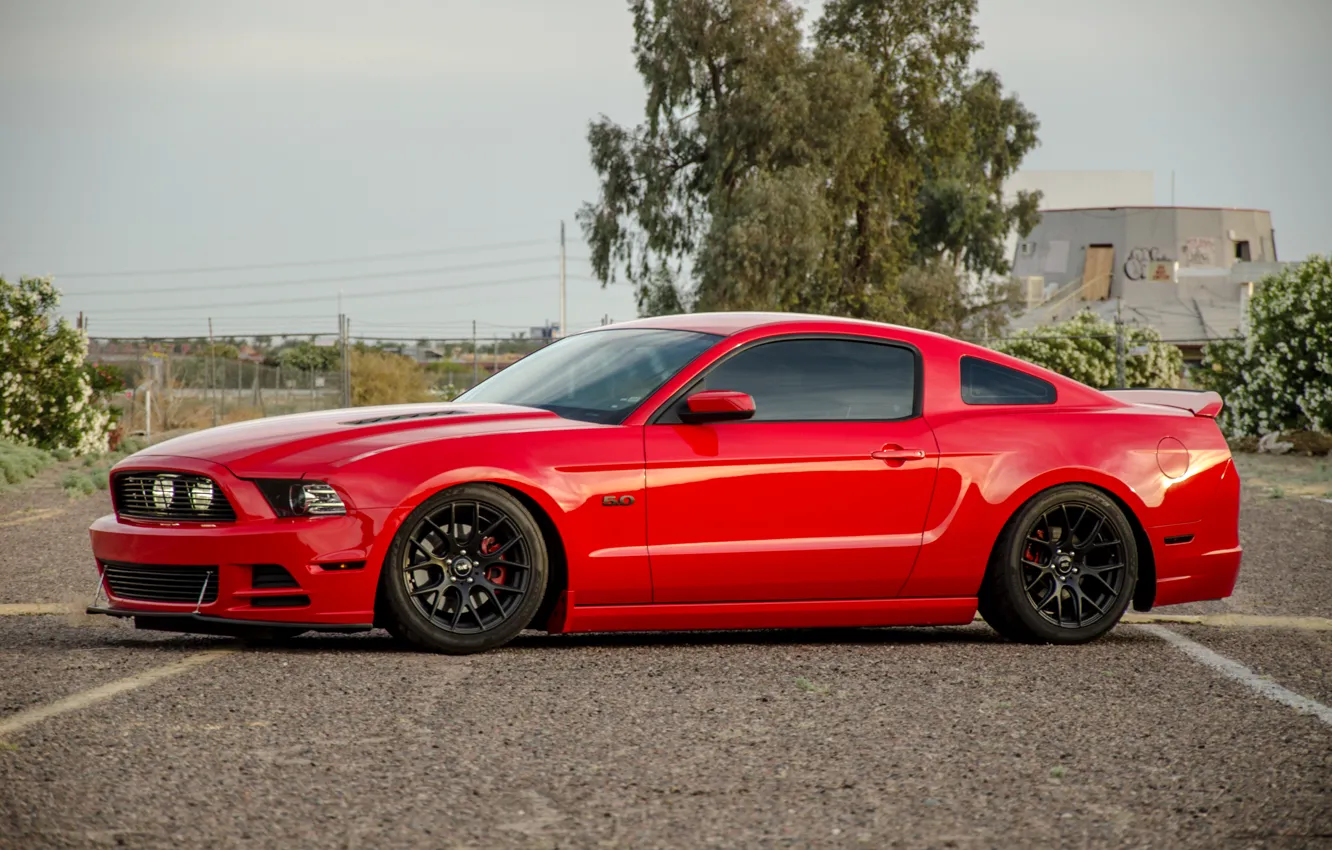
top-left (87, 336), bottom-right (550, 438)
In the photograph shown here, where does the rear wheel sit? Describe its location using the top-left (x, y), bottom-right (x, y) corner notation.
top-left (979, 485), bottom-right (1137, 644)
top-left (378, 483), bottom-right (548, 654)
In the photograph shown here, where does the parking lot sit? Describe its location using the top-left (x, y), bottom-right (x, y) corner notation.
top-left (1, 457), bottom-right (1329, 849)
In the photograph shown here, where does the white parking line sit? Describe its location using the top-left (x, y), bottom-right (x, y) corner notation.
top-left (0, 649), bottom-right (236, 740)
top-left (1141, 624), bottom-right (1332, 729)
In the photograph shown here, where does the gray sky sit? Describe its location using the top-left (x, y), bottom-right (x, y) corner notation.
top-left (1, 0), bottom-right (1328, 341)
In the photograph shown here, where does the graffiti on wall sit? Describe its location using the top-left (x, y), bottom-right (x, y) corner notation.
top-left (1180, 237), bottom-right (1218, 267)
top-left (1124, 247), bottom-right (1170, 281)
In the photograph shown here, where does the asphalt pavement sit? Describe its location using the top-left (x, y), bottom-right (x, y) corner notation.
top-left (1, 464), bottom-right (1329, 849)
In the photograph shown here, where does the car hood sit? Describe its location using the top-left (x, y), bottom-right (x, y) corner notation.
top-left (129, 402), bottom-right (582, 476)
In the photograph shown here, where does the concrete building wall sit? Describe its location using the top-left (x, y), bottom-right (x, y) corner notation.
top-left (1012, 207), bottom-right (1276, 298)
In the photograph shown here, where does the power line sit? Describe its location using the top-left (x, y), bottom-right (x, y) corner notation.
top-left (85, 273), bottom-right (559, 315)
top-left (51, 238), bottom-right (551, 279)
top-left (61, 255), bottom-right (555, 297)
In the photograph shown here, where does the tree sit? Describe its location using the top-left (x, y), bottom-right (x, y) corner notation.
top-left (350, 348), bottom-right (432, 407)
top-left (580, 0), bottom-right (1039, 329)
top-left (0, 277), bottom-right (110, 453)
top-left (278, 341), bottom-right (340, 373)
top-left (993, 310), bottom-right (1183, 389)
top-left (1196, 255), bottom-right (1332, 436)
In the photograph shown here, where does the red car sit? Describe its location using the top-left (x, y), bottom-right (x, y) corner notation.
top-left (88, 312), bottom-right (1242, 653)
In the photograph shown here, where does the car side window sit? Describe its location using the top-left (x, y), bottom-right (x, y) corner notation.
top-left (693, 338), bottom-right (917, 421)
top-left (960, 356), bottom-right (1056, 405)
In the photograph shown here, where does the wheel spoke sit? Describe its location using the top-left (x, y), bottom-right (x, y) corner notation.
top-left (1034, 582), bottom-right (1058, 610)
top-left (409, 578), bottom-right (445, 598)
top-left (408, 537), bottom-right (436, 561)
top-left (1082, 561), bottom-right (1124, 573)
top-left (1074, 516), bottom-right (1104, 550)
top-left (1083, 571), bottom-right (1117, 595)
top-left (448, 588), bottom-right (470, 629)
top-left (1025, 535), bottom-right (1052, 548)
top-left (1076, 584), bottom-right (1107, 615)
top-left (483, 535), bottom-right (522, 562)
top-left (1069, 584), bottom-right (1083, 627)
top-left (1024, 572), bottom-right (1047, 593)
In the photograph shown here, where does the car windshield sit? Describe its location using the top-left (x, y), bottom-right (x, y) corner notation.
top-left (457, 328), bottom-right (720, 424)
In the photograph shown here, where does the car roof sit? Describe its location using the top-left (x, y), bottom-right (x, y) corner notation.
top-left (591, 311), bottom-right (940, 339)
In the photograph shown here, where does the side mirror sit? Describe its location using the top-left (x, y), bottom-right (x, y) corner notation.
top-left (679, 389), bottom-right (756, 424)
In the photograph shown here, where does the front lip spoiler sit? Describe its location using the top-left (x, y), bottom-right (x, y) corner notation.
top-left (86, 605), bottom-right (374, 634)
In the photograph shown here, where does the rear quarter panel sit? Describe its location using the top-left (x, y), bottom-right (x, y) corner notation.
top-left (900, 361), bottom-right (1239, 605)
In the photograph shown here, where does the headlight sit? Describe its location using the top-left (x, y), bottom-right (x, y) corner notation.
top-left (255, 479), bottom-right (347, 517)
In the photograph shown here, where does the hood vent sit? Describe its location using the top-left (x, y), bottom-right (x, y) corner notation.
top-left (342, 409), bottom-right (467, 426)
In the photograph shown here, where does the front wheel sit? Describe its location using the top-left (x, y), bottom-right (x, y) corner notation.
top-left (378, 484), bottom-right (548, 654)
top-left (979, 486), bottom-right (1138, 644)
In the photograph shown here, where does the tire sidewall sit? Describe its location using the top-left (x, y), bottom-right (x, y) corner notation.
top-left (999, 486), bottom-right (1138, 643)
top-left (381, 483), bottom-right (548, 653)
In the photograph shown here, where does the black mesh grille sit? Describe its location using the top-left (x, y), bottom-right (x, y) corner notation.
top-left (113, 472), bottom-right (236, 522)
top-left (251, 564), bottom-right (300, 589)
top-left (251, 594), bottom-right (311, 608)
top-left (102, 562), bottom-right (219, 604)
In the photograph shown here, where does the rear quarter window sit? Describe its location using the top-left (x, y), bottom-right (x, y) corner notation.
top-left (960, 356), bottom-right (1056, 405)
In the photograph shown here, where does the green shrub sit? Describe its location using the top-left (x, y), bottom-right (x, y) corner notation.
top-left (0, 440), bottom-right (54, 486)
top-left (993, 309), bottom-right (1183, 389)
top-left (0, 276), bottom-right (111, 453)
top-left (1197, 254), bottom-right (1332, 436)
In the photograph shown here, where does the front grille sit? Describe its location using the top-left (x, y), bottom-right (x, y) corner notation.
top-left (113, 472), bottom-right (237, 522)
top-left (102, 562), bottom-right (219, 604)
top-left (251, 564), bottom-right (300, 589)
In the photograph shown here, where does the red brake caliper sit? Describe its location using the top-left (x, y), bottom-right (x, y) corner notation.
top-left (1026, 528), bottom-right (1045, 564)
top-left (480, 536), bottom-right (506, 584)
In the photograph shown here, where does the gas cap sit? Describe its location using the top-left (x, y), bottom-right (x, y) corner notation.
top-left (1157, 437), bottom-right (1190, 479)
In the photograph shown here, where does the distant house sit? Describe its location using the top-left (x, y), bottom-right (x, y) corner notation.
top-left (1010, 206), bottom-right (1284, 361)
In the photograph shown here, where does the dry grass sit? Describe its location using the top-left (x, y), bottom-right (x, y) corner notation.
top-left (351, 348), bottom-right (433, 407)
top-left (1231, 453), bottom-right (1332, 500)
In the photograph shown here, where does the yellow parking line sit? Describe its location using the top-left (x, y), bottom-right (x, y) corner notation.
top-left (0, 603), bottom-right (77, 616)
top-left (0, 508), bottom-right (65, 529)
top-left (0, 649), bottom-right (236, 740)
top-left (1123, 612), bottom-right (1332, 631)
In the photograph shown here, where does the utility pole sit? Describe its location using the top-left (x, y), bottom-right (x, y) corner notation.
top-left (1114, 297), bottom-right (1127, 388)
top-left (338, 318), bottom-right (348, 407)
top-left (472, 320), bottom-right (479, 387)
top-left (559, 221), bottom-right (567, 339)
top-left (493, 336), bottom-right (499, 376)
top-left (208, 318), bottom-right (218, 426)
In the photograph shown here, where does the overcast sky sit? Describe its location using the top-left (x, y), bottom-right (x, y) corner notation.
top-left (1, 0), bottom-right (1328, 341)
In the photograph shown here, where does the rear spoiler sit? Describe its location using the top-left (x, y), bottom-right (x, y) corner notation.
top-left (1102, 389), bottom-right (1224, 418)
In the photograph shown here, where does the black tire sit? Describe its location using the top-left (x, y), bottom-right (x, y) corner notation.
top-left (979, 485), bottom-right (1138, 645)
top-left (377, 483), bottom-right (548, 655)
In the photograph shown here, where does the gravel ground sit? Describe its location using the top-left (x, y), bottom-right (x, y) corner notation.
top-left (1, 467), bottom-right (1330, 848)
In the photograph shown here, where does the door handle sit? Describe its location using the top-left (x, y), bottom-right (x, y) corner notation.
top-left (870, 448), bottom-right (926, 461)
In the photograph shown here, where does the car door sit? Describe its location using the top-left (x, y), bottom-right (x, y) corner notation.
top-left (643, 335), bottom-right (940, 603)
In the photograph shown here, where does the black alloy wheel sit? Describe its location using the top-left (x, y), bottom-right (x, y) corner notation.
top-left (979, 485), bottom-right (1138, 645)
top-left (378, 484), bottom-right (548, 654)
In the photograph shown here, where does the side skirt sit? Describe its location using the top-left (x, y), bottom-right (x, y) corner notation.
top-left (547, 594), bottom-right (978, 635)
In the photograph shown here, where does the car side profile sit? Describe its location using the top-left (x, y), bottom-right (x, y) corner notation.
top-left (87, 312), bottom-right (1242, 653)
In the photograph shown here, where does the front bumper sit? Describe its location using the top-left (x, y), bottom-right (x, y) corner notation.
top-left (89, 460), bottom-right (396, 628)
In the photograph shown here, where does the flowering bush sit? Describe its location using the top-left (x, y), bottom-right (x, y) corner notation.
top-left (1197, 255), bottom-right (1332, 436)
top-left (992, 309), bottom-right (1183, 389)
top-left (0, 277), bottom-right (110, 454)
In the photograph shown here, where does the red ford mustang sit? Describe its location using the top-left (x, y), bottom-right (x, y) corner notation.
top-left (88, 312), bottom-right (1242, 653)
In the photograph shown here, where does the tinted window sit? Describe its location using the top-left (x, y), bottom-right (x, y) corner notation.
top-left (459, 328), bottom-right (719, 424)
top-left (693, 338), bottom-right (916, 421)
top-left (960, 356), bottom-right (1056, 405)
